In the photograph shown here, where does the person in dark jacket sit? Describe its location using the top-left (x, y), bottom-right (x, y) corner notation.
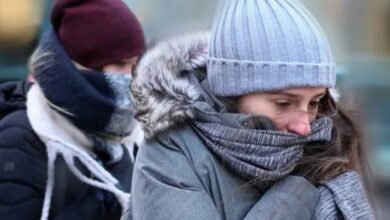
top-left (0, 0), bottom-right (145, 219)
top-left (129, 0), bottom-right (374, 219)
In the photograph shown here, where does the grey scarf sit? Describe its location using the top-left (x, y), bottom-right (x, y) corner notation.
top-left (189, 74), bottom-right (334, 186)
top-left (192, 106), bottom-right (374, 219)
top-left (190, 74), bottom-right (374, 219)
top-left (192, 115), bottom-right (375, 219)
top-left (192, 117), bottom-right (333, 186)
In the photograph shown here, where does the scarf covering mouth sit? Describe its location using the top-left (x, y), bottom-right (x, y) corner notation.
top-left (188, 74), bottom-right (334, 186)
top-left (191, 100), bottom-right (373, 219)
top-left (192, 115), bottom-right (334, 186)
top-left (30, 29), bottom-right (137, 163)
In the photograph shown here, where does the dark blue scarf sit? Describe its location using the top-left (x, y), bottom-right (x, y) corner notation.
top-left (31, 30), bottom-right (136, 163)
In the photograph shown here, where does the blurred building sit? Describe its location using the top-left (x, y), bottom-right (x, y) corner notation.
top-left (0, 0), bottom-right (47, 80)
top-left (131, 0), bottom-right (218, 41)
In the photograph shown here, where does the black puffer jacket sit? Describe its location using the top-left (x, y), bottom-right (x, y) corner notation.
top-left (0, 81), bottom-right (133, 220)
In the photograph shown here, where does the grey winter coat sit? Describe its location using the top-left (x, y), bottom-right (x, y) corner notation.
top-left (132, 124), bottom-right (320, 220)
top-left (129, 33), bottom-right (373, 220)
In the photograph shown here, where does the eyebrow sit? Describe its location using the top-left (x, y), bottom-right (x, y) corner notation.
top-left (313, 92), bottom-right (327, 99)
top-left (267, 91), bottom-right (326, 99)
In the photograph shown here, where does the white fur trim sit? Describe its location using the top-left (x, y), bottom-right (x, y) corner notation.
top-left (123, 122), bottom-right (144, 161)
top-left (329, 88), bottom-right (340, 102)
top-left (132, 32), bottom-right (209, 138)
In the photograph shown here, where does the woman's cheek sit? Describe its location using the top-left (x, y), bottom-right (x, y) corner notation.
top-left (271, 117), bottom-right (288, 132)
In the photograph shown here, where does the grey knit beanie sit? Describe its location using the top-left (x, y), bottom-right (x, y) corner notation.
top-left (207, 0), bottom-right (336, 96)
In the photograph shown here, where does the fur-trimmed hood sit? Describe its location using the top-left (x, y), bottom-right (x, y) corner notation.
top-left (131, 32), bottom-right (210, 138)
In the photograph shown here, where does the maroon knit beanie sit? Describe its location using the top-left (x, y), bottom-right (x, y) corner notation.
top-left (51, 0), bottom-right (145, 69)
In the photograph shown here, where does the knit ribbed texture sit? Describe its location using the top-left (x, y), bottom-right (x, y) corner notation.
top-left (315, 171), bottom-right (375, 219)
top-left (192, 117), bottom-right (333, 183)
top-left (207, 0), bottom-right (336, 96)
top-left (193, 117), bottom-right (374, 219)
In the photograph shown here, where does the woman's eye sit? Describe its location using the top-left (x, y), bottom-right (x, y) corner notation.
top-left (116, 62), bottom-right (126, 67)
top-left (309, 101), bottom-right (320, 108)
top-left (275, 101), bottom-right (291, 108)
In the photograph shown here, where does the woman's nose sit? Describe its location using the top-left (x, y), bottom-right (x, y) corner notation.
top-left (286, 112), bottom-right (311, 136)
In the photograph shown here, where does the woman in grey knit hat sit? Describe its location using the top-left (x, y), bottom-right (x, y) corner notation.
top-left (129, 0), bottom-right (375, 219)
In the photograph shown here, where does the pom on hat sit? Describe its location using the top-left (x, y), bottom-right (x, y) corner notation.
top-left (51, 0), bottom-right (146, 69)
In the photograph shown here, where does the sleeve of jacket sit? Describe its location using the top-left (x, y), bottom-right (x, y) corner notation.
top-left (130, 136), bottom-right (222, 220)
top-left (243, 175), bottom-right (320, 220)
top-left (0, 124), bottom-right (48, 220)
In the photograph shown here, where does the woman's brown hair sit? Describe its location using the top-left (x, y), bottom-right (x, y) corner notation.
top-left (293, 90), bottom-right (370, 185)
top-left (293, 91), bottom-right (377, 215)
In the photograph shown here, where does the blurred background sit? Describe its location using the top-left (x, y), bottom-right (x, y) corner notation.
top-left (1, 0), bottom-right (390, 217)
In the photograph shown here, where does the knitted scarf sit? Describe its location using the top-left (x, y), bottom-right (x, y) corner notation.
top-left (193, 117), bottom-right (333, 188)
top-left (192, 102), bottom-right (374, 219)
top-left (31, 30), bottom-right (136, 164)
top-left (28, 30), bottom-right (136, 219)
